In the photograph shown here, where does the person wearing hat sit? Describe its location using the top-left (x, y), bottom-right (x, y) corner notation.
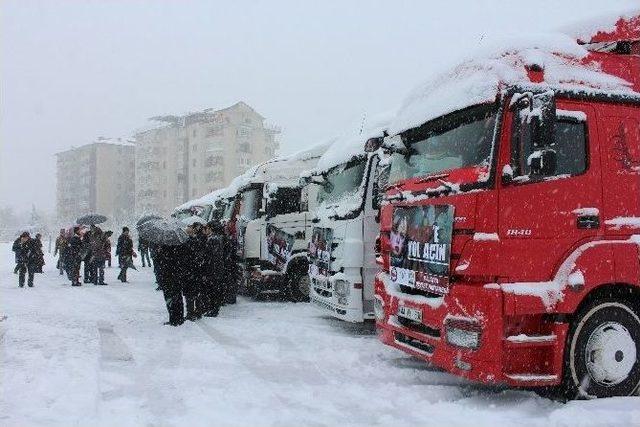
top-left (54, 228), bottom-right (68, 275)
top-left (12, 232), bottom-right (38, 287)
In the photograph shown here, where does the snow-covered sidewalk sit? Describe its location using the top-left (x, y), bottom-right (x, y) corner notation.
top-left (0, 243), bottom-right (638, 427)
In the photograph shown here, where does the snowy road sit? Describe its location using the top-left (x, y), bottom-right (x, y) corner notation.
top-left (1, 243), bottom-right (638, 427)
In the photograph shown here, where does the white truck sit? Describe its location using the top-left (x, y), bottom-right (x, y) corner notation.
top-left (233, 145), bottom-right (326, 300)
top-left (305, 115), bottom-right (391, 322)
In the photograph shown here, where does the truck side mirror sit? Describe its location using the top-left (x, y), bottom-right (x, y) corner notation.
top-left (528, 149), bottom-right (557, 176)
top-left (531, 91), bottom-right (556, 148)
top-left (501, 164), bottom-right (514, 185)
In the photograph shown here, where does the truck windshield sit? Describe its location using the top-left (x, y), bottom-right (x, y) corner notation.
top-left (317, 159), bottom-right (366, 204)
top-left (266, 187), bottom-right (301, 217)
top-left (239, 187), bottom-right (262, 221)
top-left (389, 105), bottom-right (497, 184)
top-left (222, 200), bottom-right (235, 221)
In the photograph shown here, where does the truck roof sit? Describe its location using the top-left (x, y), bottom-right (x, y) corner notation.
top-left (388, 11), bottom-right (640, 136)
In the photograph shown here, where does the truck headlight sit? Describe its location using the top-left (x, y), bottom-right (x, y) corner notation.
top-left (374, 297), bottom-right (384, 321)
top-left (445, 319), bottom-right (482, 350)
top-left (334, 279), bottom-right (349, 297)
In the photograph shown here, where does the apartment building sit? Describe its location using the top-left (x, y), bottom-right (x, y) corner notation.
top-left (134, 101), bottom-right (280, 216)
top-left (55, 138), bottom-right (136, 224)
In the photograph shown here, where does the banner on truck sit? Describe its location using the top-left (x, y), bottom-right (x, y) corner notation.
top-left (389, 204), bottom-right (454, 295)
top-left (308, 227), bottom-right (333, 276)
top-left (266, 225), bottom-right (295, 269)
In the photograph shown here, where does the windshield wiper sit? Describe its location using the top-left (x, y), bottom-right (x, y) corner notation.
top-left (416, 173), bottom-right (450, 184)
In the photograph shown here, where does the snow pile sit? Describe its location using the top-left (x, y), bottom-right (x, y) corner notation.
top-left (314, 110), bottom-right (394, 173)
top-left (605, 216), bottom-right (640, 229)
top-left (388, 32), bottom-right (636, 135)
top-left (559, 8), bottom-right (640, 43)
top-left (94, 136), bottom-right (136, 147)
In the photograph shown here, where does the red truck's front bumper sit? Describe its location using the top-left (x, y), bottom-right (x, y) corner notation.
top-left (375, 271), bottom-right (569, 387)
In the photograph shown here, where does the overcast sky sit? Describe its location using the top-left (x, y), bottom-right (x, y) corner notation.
top-left (1, 0), bottom-right (635, 213)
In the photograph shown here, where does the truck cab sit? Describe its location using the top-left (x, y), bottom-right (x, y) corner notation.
top-left (307, 118), bottom-right (391, 322)
top-left (234, 149), bottom-right (326, 300)
top-left (375, 16), bottom-right (640, 399)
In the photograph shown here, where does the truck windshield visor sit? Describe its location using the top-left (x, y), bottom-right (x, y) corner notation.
top-left (389, 105), bottom-right (497, 185)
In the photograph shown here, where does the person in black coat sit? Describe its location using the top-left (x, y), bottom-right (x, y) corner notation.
top-left (222, 227), bottom-right (239, 304)
top-left (155, 244), bottom-right (184, 326)
top-left (138, 236), bottom-right (152, 268)
top-left (66, 227), bottom-right (84, 286)
top-left (201, 221), bottom-right (226, 317)
top-left (12, 232), bottom-right (39, 287)
top-left (116, 227), bottom-right (135, 283)
top-left (183, 223), bottom-right (206, 320)
top-left (33, 233), bottom-right (45, 274)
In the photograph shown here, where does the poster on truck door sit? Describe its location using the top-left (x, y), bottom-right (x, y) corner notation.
top-left (389, 204), bottom-right (454, 295)
top-left (266, 225), bottom-right (295, 270)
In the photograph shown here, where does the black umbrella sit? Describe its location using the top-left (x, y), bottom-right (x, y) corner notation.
top-left (136, 214), bottom-right (163, 228)
top-left (138, 218), bottom-right (188, 246)
top-left (76, 214), bottom-right (108, 225)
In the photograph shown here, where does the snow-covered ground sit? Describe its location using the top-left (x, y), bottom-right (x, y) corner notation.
top-left (1, 243), bottom-right (638, 427)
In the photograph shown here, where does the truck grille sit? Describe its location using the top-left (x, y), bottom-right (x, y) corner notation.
top-left (394, 332), bottom-right (434, 355)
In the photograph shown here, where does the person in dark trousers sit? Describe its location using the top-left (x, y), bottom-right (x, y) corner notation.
top-left (138, 236), bottom-right (152, 268)
top-left (82, 228), bottom-right (95, 283)
top-left (104, 231), bottom-right (113, 267)
top-left (90, 227), bottom-right (109, 285)
top-left (183, 223), bottom-right (206, 320)
top-left (149, 242), bottom-right (161, 290)
top-left (33, 233), bottom-right (45, 274)
top-left (54, 229), bottom-right (67, 275)
top-left (202, 221), bottom-right (226, 317)
top-left (155, 244), bottom-right (184, 326)
top-left (222, 226), bottom-right (239, 304)
top-left (12, 235), bottom-right (21, 274)
top-left (12, 232), bottom-right (38, 287)
top-left (66, 227), bottom-right (83, 286)
top-left (116, 227), bottom-right (136, 283)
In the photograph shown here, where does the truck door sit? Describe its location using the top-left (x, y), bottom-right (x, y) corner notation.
top-left (498, 98), bottom-right (602, 282)
top-left (362, 155), bottom-right (382, 317)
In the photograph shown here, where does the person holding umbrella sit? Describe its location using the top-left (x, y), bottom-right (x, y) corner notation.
top-left (90, 227), bottom-right (109, 285)
top-left (139, 218), bottom-right (188, 325)
top-left (116, 227), bottom-right (136, 283)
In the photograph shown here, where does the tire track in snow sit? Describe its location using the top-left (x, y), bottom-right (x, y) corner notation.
top-left (196, 320), bottom-right (331, 427)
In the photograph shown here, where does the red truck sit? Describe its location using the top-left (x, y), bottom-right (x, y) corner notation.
top-left (374, 15), bottom-right (640, 399)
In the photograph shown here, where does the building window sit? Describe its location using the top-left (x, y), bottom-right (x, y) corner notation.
top-left (192, 129), bottom-right (197, 138)
top-left (192, 144), bottom-right (198, 152)
top-left (193, 158), bottom-right (197, 167)
top-left (237, 142), bottom-right (251, 153)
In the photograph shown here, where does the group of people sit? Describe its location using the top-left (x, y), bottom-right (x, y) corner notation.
top-left (11, 232), bottom-right (45, 287)
top-left (152, 220), bottom-right (237, 326)
top-left (11, 219), bottom-right (236, 327)
top-left (51, 226), bottom-right (137, 286)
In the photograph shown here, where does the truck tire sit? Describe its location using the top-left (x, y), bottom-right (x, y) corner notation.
top-left (563, 299), bottom-right (640, 399)
top-left (287, 267), bottom-right (310, 303)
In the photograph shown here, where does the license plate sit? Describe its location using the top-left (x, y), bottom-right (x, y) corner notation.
top-left (397, 305), bottom-right (422, 322)
top-left (391, 267), bottom-right (415, 287)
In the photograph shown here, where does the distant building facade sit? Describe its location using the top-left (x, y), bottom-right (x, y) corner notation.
top-left (134, 101), bottom-right (280, 216)
top-left (56, 138), bottom-right (136, 224)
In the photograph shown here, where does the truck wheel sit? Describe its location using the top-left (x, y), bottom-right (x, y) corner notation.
top-left (564, 299), bottom-right (640, 399)
top-left (288, 269), bottom-right (310, 303)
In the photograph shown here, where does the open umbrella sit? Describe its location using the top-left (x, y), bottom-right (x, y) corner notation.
top-left (136, 214), bottom-right (163, 228)
top-left (76, 214), bottom-right (108, 225)
top-left (181, 215), bottom-right (206, 226)
top-left (138, 218), bottom-right (188, 246)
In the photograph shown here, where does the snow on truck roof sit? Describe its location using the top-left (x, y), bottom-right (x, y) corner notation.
top-left (388, 11), bottom-right (640, 136)
top-left (311, 110), bottom-right (395, 173)
top-left (174, 143), bottom-right (328, 212)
